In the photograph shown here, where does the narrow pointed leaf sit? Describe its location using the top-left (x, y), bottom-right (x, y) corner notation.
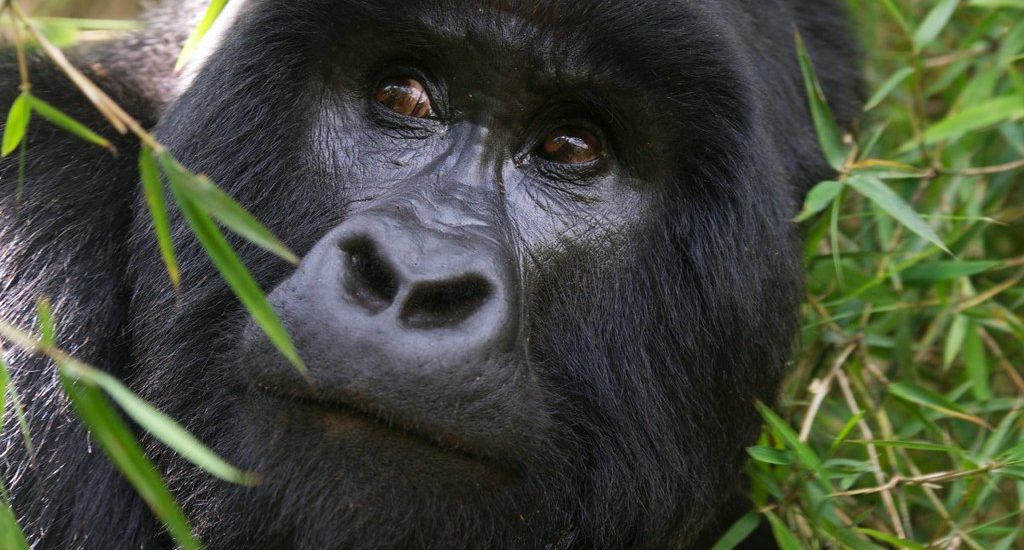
top-left (710, 511), bottom-right (761, 550)
top-left (795, 180), bottom-right (842, 222)
top-left (795, 32), bottom-right (847, 170)
top-left (85, 367), bottom-right (256, 485)
top-left (765, 511), bottom-right (803, 550)
top-left (914, 0), bottom-right (959, 50)
top-left (159, 155), bottom-right (298, 264)
top-left (175, 0), bottom-right (230, 72)
top-left (887, 382), bottom-right (989, 427)
top-left (58, 374), bottom-right (200, 550)
top-left (0, 491), bottom-right (28, 550)
top-left (27, 95), bottom-right (112, 151)
top-left (847, 175), bottom-right (949, 254)
top-left (167, 179), bottom-right (305, 373)
top-left (2, 93), bottom-right (31, 157)
top-left (140, 147), bottom-right (180, 288)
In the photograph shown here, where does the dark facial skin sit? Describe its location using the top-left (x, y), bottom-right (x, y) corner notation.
top-left (0, 0), bottom-right (856, 548)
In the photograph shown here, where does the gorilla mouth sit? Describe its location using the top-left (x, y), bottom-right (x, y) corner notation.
top-left (251, 383), bottom-right (516, 475)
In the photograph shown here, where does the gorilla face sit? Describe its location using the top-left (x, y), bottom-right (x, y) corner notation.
top-left (116, 0), bottom-right (858, 547)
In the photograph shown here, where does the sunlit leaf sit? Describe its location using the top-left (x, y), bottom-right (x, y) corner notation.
top-left (2, 93), bottom-right (31, 157)
top-left (27, 95), bottom-right (112, 151)
top-left (58, 374), bottom-right (200, 550)
top-left (165, 175), bottom-right (306, 374)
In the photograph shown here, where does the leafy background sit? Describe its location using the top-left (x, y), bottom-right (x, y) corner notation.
top-left (2, 0), bottom-right (1023, 548)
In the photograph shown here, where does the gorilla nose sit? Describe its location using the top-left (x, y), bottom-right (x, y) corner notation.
top-left (339, 234), bottom-right (495, 330)
top-left (257, 209), bottom-right (521, 387)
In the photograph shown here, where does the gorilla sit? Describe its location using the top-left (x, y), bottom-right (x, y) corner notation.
top-left (0, 0), bottom-right (861, 548)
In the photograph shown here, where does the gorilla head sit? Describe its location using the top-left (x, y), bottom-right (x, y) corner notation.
top-left (1, 0), bottom-right (861, 548)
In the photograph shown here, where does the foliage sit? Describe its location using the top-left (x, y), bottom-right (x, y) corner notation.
top-left (0, 0), bottom-right (1021, 548)
top-left (738, 1), bottom-right (1024, 548)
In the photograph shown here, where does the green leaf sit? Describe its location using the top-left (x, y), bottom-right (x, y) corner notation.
top-left (828, 410), bottom-right (866, 453)
top-left (864, 67), bottom-right (915, 111)
top-left (901, 260), bottom-right (1001, 283)
top-left (0, 490), bottom-right (28, 550)
top-left (756, 401), bottom-right (824, 472)
top-left (963, 322), bottom-right (991, 401)
top-left (944, 315), bottom-right (969, 369)
top-left (710, 511), bottom-right (760, 550)
top-left (140, 147), bottom-right (180, 289)
top-left (58, 373), bottom-right (200, 550)
top-left (159, 154), bottom-right (298, 265)
top-left (166, 174), bottom-right (306, 374)
top-left (36, 298), bottom-right (55, 345)
top-left (887, 382), bottom-right (989, 427)
top-left (795, 32), bottom-right (848, 170)
top-left (79, 366), bottom-right (256, 486)
top-left (26, 95), bottom-right (112, 151)
top-left (857, 528), bottom-right (927, 550)
top-left (175, 0), bottom-right (230, 72)
top-left (748, 445), bottom-right (796, 465)
top-left (846, 175), bottom-right (949, 254)
top-left (923, 95), bottom-right (1024, 145)
top-left (914, 0), bottom-right (960, 50)
top-left (795, 180), bottom-right (842, 222)
top-left (765, 511), bottom-right (804, 550)
top-left (846, 440), bottom-right (960, 453)
top-left (2, 93), bottom-right (31, 157)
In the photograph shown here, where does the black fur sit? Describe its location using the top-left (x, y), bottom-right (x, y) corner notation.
top-left (0, 1), bottom-right (861, 548)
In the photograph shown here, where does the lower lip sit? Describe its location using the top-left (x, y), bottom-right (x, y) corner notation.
top-left (250, 385), bottom-right (515, 476)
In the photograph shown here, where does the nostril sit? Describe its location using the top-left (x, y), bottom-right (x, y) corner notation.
top-left (400, 275), bottom-right (493, 329)
top-left (340, 237), bottom-right (400, 312)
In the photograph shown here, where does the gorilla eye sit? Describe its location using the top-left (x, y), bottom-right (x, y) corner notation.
top-left (375, 77), bottom-right (433, 118)
top-left (538, 127), bottom-right (602, 165)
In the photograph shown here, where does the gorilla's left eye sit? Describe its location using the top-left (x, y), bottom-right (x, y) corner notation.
top-left (375, 77), bottom-right (434, 118)
top-left (538, 127), bottom-right (603, 165)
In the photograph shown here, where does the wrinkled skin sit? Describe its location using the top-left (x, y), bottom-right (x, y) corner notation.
top-left (0, 0), bottom-right (861, 548)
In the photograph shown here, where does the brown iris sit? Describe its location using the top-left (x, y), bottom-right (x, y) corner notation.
top-left (539, 127), bottom-right (602, 165)
top-left (375, 77), bottom-right (433, 118)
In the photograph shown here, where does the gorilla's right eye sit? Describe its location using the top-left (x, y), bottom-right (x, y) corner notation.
top-left (375, 77), bottom-right (434, 118)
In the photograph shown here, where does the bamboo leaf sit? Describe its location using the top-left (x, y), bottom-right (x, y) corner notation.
top-left (140, 147), bottom-right (180, 289)
top-left (175, 0), bottom-right (230, 72)
top-left (795, 32), bottom-right (848, 171)
top-left (710, 511), bottom-right (761, 550)
top-left (765, 511), bottom-right (803, 550)
top-left (0, 489), bottom-right (28, 550)
top-left (795, 180), bottom-right (842, 222)
top-left (847, 175), bottom-right (949, 254)
top-left (166, 175), bottom-right (306, 374)
top-left (27, 95), bottom-right (112, 151)
top-left (57, 373), bottom-right (200, 550)
top-left (159, 154), bottom-right (298, 265)
top-left (888, 382), bottom-right (989, 427)
top-left (84, 367), bottom-right (256, 486)
top-left (914, 0), bottom-right (959, 50)
top-left (2, 93), bottom-right (31, 157)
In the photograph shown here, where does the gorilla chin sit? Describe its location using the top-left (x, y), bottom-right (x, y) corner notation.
top-left (0, 0), bottom-right (862, 548)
